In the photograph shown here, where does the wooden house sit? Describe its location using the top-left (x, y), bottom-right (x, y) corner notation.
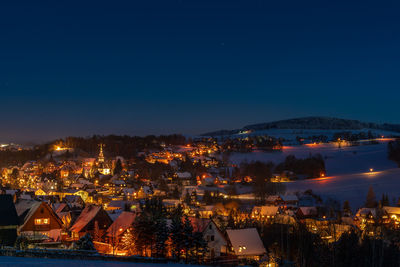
top-left (15, 200), bottom-right (63, 241)
top-left (70, 205), bottom-right (113, 241)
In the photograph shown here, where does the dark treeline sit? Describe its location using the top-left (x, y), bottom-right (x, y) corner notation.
top-left (0, 146), bottom-right (50, 167)
top-left (61, 134), bottom-right (187, 157)
top-left (219, 135), bottom-right (283, 152)
top-left (0, 135), bottom-right (187, 167)
top-left (333, 131), bottom-right (375, 142)
top-left (275, 154), bottom-right (326, 178)
top-left (388, 139), bottom-right (400, 167)
top-left (233, 155), bottom-right (325, 203)
top-left (236, 154), bottom-right (325, 181)
top-left (130, 199), bottom-right (207, 263)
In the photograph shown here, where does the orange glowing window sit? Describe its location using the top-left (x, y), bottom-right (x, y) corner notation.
top-left (34, 218), bottom-right (50, 225)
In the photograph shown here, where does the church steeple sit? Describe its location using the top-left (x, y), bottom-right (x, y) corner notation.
top-left (98, 143), bottom-right (105, 163)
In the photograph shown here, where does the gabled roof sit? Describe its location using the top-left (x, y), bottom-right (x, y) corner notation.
top-left (15, 200), bottom-right (41, 222)
top-left (266, 195), bottom-right (282, 202)
top-left (64, 195), bottom-right (83, 203)
top-left (281, 195), bottom-right (298, 202)
top-left (15, 200), bottom-right (63, 230)
top-left (70, 205), bottom-right (107, 233)
top-left (298, 207), bottom-right (318, 216)
top-left (356, 208), bottom-right (377, 218)
top-left (253, 206), bottom-right (279, 216)
top-left (383, 206), bottom-right (400, 215)
top-left (188, 217), bottom-right (211, 233)
top-left (106, 211), bottom-right (136, 237)
top-left (176, 172), bottom-right (192, 179)
top-left (226, 228), bottom-right (266, 256)
top-left (0, 195), bottom-right (19, 226)
top-left (55, 203), bottom-right (69, 214)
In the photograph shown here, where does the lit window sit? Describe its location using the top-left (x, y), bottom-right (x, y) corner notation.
top-left (34, 218), bottom-right (50, 225)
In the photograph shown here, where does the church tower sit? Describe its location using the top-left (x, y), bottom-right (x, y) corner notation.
top-left (98, 143), bottom-right (105, 163)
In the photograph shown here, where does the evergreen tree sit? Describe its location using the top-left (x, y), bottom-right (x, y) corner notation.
top-left (75, 234), bottom-right (95, 250)
top-left (133, 210), bottom-right (155, 256)
top-left (343, 200), bottom-right (351, 215)
top-left (365, 186), bottom-right (377, 208)
top-left (183, 215), bottom-right (194, 262)
top-left (192, 231), bottom-right (208, 263)
top-left (170, 208), bottom-right (184, 260)
top-left (121, 228), bottom-right (135, 255)
top-left (154, 217), bottom-right (169, 258)
top-left (334, 230), bottom-right (359, 267)
top-left (381, 193), bottom-right (390, 206)
top-left (113, 158), bottom-right (123, 175)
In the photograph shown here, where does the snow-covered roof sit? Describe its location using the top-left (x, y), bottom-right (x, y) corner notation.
top-left (54, 203), bottom-right (69, 214)
top-left (70, 205), bottom-right (102, 233)
top-left (298, 207), bottom-right (317, 216)
top-left (106, 211), bottom-right (136, 237)
top-left (281, 195), bottom-right (298, 202)
top-left (356, 208), bottom-right (377, 218)
top-left (188, 217), bottom-right (210, 233)
top-left (15, 200), bottom-right (40, 218)
top-left (226, 228), bottom-right (266, 256)
top-left (176, 172), bottom-right (192, 179)
top-left (253, 206), bottom-right (279, 216)
top-left (383, 206), bottom-right (400, 215)
top-left (266, 195), bottom-right (281, 202)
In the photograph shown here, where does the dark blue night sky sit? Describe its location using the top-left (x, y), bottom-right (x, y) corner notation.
top-left (1, 0), bottom-right (400, 143)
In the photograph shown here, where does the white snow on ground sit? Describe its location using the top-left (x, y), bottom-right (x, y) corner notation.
top-left (286, 168), bottom-right (400, 210)
top-left (0, 256), bottom-right (198, 267)
top-left (229, 139), bottom-right (400, 210)
top-left (230, 141), bottom-right (397, 176)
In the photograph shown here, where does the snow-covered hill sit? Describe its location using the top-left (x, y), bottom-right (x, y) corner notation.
top-left (202, 117), bottom-right (400, 138)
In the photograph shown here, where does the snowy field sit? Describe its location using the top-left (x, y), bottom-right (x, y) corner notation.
top-left (230, 140), bottom-right (397, 175)
top-left (230, 139), bottom-right (400, 210)
top-left (0, 256), bottom-right (197, 267)
top-left (286, 168), bottom-right (400, 210)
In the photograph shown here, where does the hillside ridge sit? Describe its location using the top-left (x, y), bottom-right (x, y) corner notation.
top-left (202, 116), bottom-right (400, 136)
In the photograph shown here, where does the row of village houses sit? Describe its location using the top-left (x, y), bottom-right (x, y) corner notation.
top-left (0, 194), bottom-right (267, 261)
top-left (1, 189), bottom-right (400, 261)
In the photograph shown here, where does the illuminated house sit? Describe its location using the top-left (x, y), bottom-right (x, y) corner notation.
top-left (226, 228), bottom-right (266, 260)
top-left (383, 206), bottom-right (400, 227)
top-left (106, 211), bottom-right (136, 255)
top-left (15, 200), bottom-right (63, 241)
top-left (251, 206), bottom-right (280, 220)
top-left (70, 205), bottom-right (113, 240)
top-left (189, 217), bottom-right (227, 259)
